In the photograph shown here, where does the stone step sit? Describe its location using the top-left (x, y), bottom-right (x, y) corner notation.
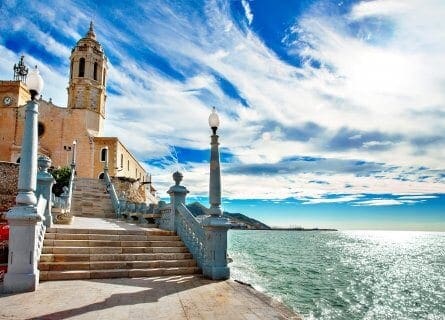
top-left (40, 267), bottom-right (200, 281)
top-left (40, 252), bottom-right (193, 262)
top-left (44, 233), bottom-right (181, 241)
top-left (46, 228), bottom-right (175, 236)
top-left (42, 246), bottom-right (189, 254)
top-left (43, 239), bottom-right (186, 247)
top-left (139, 224), bottom-right (159, 229)
top-left (75, 212), bottom-right (116, 218)
top-left (40, 214), bottom-right (199, 281)
top-left (39, 259), bottom-right (197, 271)
top-left (72, 192), bottom-right (108, 196)
top-left (71, 178), bottom-right (115, 219)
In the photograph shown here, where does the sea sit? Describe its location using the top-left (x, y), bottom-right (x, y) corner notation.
top-left (227, 230), bottom-right (445, 320)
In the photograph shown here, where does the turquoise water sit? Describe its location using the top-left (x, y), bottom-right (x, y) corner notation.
top-left (228, 230), bottom-right (445, 320)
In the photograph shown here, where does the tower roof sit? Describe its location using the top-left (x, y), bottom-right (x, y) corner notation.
top-left (73, 21), bottom-right (104, 54)
top-left (85, 21), bottom-right (96, 40)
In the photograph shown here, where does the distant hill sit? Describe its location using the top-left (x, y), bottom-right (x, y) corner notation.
top-left (186, 202), bottom-right (271, 230)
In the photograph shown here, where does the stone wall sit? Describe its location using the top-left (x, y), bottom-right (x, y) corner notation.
top-left (111, 177), bottom-right (146, 204)
top-left (0, 162), bottom-right (19, 221)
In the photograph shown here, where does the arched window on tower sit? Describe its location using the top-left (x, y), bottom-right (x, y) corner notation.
top-left (93, 62), bottom-right (98, 80)
top-left (100, 148), bottom-right (107, 162)
top-left (79, 58), bottom-right (85, 77)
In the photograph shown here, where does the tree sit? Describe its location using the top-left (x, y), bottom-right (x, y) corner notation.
top-left (51, 167), bottom-right (71, 196)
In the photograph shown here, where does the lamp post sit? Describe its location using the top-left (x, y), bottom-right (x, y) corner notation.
top-left (71, 140), bottom-right (77, 167)
top-left (202, 107), bottom-right (230, 280)
top-left (208, 107), bottom-right (222, 216)
top-left (4, 65), bottom-right (44, 293)
top-left (15, 66), bottom-right (44, 206)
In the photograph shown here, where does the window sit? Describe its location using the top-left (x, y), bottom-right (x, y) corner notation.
top-left (102, 69), bottom-right (106, 85)
top-left (78, 58), bottom-right (85, 77)
top-left (100, 148), bottom-right (107, 162)
top-left (38, 122), bottom-right (45, 138)
top-left (127, 160), bottom-right (130, 171)
top-left (120, 154), bottom-right (123, 168)
top-left (93, 62), bottom-right (98, 80)
top-left (98, 172), bottom-right (104, 179)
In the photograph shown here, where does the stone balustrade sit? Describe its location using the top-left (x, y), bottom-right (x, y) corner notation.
top-left (103, 169), bottom-right (120, 219)
top-left (161, 172), bottom-right (230, 280)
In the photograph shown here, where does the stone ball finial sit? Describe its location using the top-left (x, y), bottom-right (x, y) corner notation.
top-left (37, 154), bottom-right (52, 172)
top-left (173, 171), bottom-right (183, 186)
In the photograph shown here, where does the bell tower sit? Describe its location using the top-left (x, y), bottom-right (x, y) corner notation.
top-left (67, 22), bottom-right (108, 135)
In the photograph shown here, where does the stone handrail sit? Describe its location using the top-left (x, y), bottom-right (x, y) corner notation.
top-left (157, 204), bottom-right (172, 229)
top-left (35, 195), bottom-right (47, 260)
top-left (104, 171), bottom-right (120, 218)
top-left (176, 203), bottom-right (206, 269)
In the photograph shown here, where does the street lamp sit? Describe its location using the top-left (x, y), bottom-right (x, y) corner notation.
top-left (208, 107), bottom-right (222, 216)
top-left (208, 106), bottom-right (220, 135)
top-left (71, 140), bottom-right (77, 167)
top-left (4, 65), bottom-right (45, 293)
top-left (202, 107), bottom-right (231, 280)
top-left (15, 66), bottom-right (44, 206)
top-left (27, 66), bottom-right (44, 101)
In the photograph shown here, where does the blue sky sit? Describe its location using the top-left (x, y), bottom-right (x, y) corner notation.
top-left (1, 0), bottom-right (444, 230)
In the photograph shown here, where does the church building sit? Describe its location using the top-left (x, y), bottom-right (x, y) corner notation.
top-left (0, 23), bottom-right (148, 183)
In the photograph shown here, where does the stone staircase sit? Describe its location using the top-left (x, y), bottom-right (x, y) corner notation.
top-left (39, 227), bottom-right (200, 281)
top-left (71, 178), bottom-right (115, 218)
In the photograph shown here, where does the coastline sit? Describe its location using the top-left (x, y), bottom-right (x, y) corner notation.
top-left (233, 279), bottom-right (302, 319)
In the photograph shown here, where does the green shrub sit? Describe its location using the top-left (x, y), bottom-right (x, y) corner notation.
top-left (51, 167), bottom-right (71, 196)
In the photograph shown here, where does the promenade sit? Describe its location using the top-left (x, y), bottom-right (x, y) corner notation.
top-left (0, 218), bottom-right (300, 319)
top-left (0, 275), bottom-right (300, 319)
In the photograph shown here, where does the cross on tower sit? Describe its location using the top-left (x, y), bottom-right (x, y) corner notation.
top-left (13, 55), bottom-right (29, 82)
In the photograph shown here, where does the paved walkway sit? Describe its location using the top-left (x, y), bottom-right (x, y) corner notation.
top-left (51, 216), bottom-right (154, 231)
top-left (0, 275), bottom-right (300, 319)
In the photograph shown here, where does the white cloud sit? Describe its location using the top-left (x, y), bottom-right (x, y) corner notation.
top-left (241, 0), bottom-right (254, 25)
top-left (397, 195), bottom-right (438, 200)
top-left (301, 194), bottom-right (363, 205)
top-left (1, 0), bottom-right (444, 203)
top-left (353, 199), bottom-right (404, 206)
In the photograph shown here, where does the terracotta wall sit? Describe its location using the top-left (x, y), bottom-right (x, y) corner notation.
top-left (0, 162), bottom-right (19, 220)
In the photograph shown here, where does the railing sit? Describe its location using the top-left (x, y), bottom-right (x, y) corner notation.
top-left (176, 203), bottom-right (206, 269)
top-left (35, 195), bottom-right (47, 260)
top-left (104, 171), bottom-right (120, 218)
top-left (157, 204), bottom-right (172, 229)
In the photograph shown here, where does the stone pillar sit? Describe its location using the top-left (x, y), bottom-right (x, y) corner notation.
top-left (4, 98), bottom-right (43, 293)
top-left (209, 133), bottom-right (222, 216)
top-left (36, 155), bottom-right (55, 228)
top-left (165, 172), bottom-right (189, 231)
top-left (202, 215), bottom-right (231, 280)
